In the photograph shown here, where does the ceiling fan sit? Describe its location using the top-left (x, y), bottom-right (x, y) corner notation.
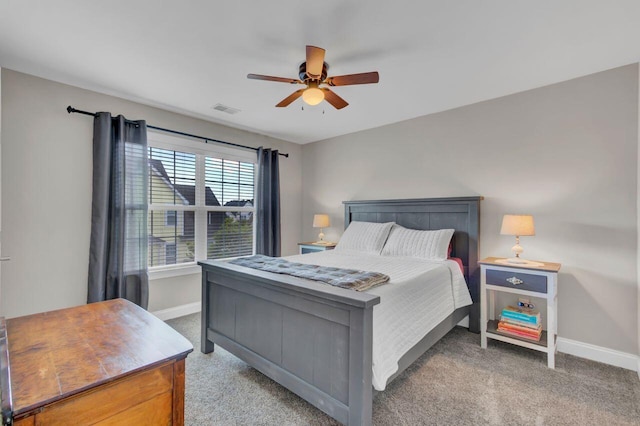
top-left (247, 45), bottom-right (379, 110)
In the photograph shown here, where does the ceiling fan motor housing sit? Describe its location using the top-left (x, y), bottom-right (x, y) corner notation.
top-left (299, 62), bottom-right (329, 82)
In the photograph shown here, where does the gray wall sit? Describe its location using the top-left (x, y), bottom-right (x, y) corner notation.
top-left (0, 69), bottom-right (302, 318)
top-left (302, 64), bottom-right (639, 355)
top-left (2, 64), bottom-right (638, 357)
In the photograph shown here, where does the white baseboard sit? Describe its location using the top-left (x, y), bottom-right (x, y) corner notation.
top-left (557, 337), bottom-right (639, 372)
top-left (152, 301), bottom-right (201, 321)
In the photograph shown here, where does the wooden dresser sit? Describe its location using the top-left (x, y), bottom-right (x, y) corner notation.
top-left (2, 299), bottom-right (193, 425)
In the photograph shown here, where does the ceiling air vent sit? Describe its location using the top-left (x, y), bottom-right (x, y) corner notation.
top-left (212, 103), bottom-right (241, 115)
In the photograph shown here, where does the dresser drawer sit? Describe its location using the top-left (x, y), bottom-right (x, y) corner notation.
top-left (33, 361), bottom-right (174, 425)
top-left (486, 269), bottom-right (547, 293)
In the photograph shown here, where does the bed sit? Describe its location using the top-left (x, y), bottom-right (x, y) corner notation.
top-left (199, 197), bottom-right (481, 425)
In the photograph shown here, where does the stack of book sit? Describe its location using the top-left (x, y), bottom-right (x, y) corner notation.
top-left (497, 305), bottom-right (542, 342)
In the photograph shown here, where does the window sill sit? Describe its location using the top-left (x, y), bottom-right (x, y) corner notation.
top-left (149, 263), bottom-right (201, 280)
top-left (148, 254), bottom-right (255, 280)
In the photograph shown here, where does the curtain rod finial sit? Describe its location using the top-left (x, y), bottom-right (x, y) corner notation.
top-left (67, 106), bottom-right (74, 114)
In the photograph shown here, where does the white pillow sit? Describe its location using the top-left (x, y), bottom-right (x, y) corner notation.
top-left (381, 225), bottom-right (454, 261)
top-left (334, 221), bottom-right (395, 255)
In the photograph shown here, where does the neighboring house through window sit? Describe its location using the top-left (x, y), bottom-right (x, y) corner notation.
top-left (224, 200), bottom-right (254, 221)
top-left (147, 132), bottom-right (256, 271)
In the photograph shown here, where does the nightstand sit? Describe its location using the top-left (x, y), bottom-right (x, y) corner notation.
top-left (298, 242), bottom-right (337, 254)
top-left (479, 257), bottom-right (561, 368)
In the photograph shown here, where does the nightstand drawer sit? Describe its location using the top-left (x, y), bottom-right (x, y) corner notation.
top-left (486, 269), bottom-right (547, 293)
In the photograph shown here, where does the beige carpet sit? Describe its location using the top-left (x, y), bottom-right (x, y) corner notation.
top-left (166, 313), bottom-right (640, 425)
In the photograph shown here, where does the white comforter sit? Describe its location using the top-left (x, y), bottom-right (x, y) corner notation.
top-left (286, 251), bottom-right (472, 391)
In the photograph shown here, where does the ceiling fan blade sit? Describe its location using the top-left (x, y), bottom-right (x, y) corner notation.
top-left (247, 74), bottom-right (302, 84)
top-left (276, 89), bottom-right (305, 107)
top-left (306, 46), bottom-right (326, 79)
top-left (326, 72), bottom-right (379, 86)
top-left (321, 88), bottom-right (349, 109)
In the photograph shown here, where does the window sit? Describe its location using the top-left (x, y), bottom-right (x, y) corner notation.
top-left (165, 242), bottom-right (177, 264)
top-left (165, 211), bottom-right (177, 226)
top-left (204, 157), bottom-right (255, 259)
top-left (148, 132), bottom-right (256, 270)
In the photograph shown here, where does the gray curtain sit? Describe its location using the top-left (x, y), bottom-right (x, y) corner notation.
top-left (256, 147), bottom-right (281, 257)
top-left (88, 113), bottom-right (149, 309)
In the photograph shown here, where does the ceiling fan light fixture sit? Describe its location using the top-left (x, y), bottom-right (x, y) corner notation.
top-left (302, 87), bottom-right (324, 106)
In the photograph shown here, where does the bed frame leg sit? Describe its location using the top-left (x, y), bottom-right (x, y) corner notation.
top-left (201, 337), bottom-right (214, 354)
top-left (468, 302), bottom-right (480, 334)
top-left (201, 272), bottom-right (215, 354)
top-left (201, 304), bottom-right (214, 354)
top-left (348, 307), bottom-right (374, 425)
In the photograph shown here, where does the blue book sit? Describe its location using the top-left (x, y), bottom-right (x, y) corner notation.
top-left (501, 312), bottom-right (537, 325)
top-left (501, 306), bottom-right (540, 325)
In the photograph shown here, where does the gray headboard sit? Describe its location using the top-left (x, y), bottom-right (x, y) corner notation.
top-left (343, 196), bottom-right (482, 333)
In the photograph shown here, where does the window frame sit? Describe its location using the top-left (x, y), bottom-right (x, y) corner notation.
top-left (147, 131), bottom-right (257, 279)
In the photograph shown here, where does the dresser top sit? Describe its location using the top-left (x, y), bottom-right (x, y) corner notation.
top-left (6, 298), bottom-right (193, 416)
top-left (479, 256), bottom-right (561, 272)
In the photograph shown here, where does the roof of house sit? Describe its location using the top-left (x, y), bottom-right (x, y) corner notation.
top-left (174, 184), bottom-right (219, 207)
top-left (148, 235), bottom-right (166, 245)
top-left (224, 199), bottom-right (253, 207)
top-left (149, 159), bottom-right (220, 206)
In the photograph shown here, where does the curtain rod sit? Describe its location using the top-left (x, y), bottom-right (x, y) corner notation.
top-left (66, 106), bottom-right (289, 158)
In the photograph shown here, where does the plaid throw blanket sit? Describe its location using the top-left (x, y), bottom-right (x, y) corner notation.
top-left (229, 255), bottom-right (390, 291)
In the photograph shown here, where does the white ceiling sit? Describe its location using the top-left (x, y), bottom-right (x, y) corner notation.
top-left (1, 1), bottom-right (639, 144)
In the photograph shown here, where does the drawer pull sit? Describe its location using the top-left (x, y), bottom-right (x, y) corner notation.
top-left (506, 277), bottom-right (523, 285)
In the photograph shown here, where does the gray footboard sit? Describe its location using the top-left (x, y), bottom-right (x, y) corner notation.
top-left (199, 260), bottom-right (380, 426)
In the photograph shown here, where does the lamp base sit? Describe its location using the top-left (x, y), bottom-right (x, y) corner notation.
top-left (496, 258), bottom-right (545, 267)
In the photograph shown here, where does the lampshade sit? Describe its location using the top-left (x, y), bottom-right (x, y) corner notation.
top-left (313, 214), bottom-right (330, 228)
top-left (302, 87), bottom-right (325, 106)
top-left (500, 214), bottom-right (535, 236)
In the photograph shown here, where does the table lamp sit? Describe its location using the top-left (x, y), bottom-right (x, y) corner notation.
top-left (313, 214), bottom-right (330, 244)
top-left (500, 214), bottom-right (535, 264)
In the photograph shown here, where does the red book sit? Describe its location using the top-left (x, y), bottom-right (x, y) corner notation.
top-left (499, 321), bottom-right (542, 335)
top-left (497, 321), bottom-right (542, 341)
